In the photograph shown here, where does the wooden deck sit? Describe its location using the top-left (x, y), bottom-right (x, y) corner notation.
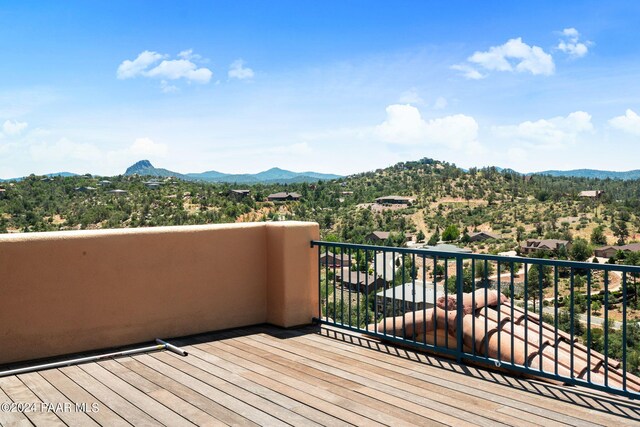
top-left (1, 324), bottom-right (639, 426)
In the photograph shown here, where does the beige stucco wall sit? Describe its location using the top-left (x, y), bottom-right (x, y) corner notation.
top-left (0, 221), bottom-right (319, 365)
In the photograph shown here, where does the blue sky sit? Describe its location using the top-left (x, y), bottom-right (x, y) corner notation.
top-left (2, 1), bottom-right (640, 177)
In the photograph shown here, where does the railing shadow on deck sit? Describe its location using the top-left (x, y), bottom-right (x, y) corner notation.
top-left (130, 322), bottom-right (640, 420)
top-left (313, 326), bottom-right (640, 421)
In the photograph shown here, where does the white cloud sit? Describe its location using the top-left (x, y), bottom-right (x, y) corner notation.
top-left (557, 28), bottom-right (590, 58)
top-left (374, 104), bottom-right (481, 151)
top-left (117, 51), bottom-right (165, 79)
top-left (2, 119), bottom-right (28, 136)
top-left (398, 88), bottom-right (424, 105)
top-left (117, 50), bottom-right (212, 84)
top-left (30, 138), bottom-right (102, 163)
top-left (507, 147), bottom-right (527, 163)
top-left (492, 111), bottom-right (593, 148)
top-left (228, 59), bottom-right (254, 80)
top-left (609, 109), bottom-right (640, 135)
top-left (129, 137), bottom-right (169, 157)
top-left (450, 64), bottom-right (485, 80)
top-left (104, 137), bottom-right (169, 171)
top-left (178, 49), bottom-right (202, 61)
top-left (454, 38), bottom-right (554, 78)
top-left (145, 59), bottom-right (212, 83)
top-left (160, 80), bottom-right (179, 93)
top-left (471, 38), bottom-right (554, 75)
top-left (562, 28), bottom-right (579, 38)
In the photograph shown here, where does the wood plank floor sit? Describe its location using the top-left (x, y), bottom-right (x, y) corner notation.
top-left (1, 324), bottom-right (639, 426)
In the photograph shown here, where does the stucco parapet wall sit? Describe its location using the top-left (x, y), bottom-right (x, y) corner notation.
top-left (0, 222), bottom-right (267, 242)
top-left (0, 221), bottom-right (319, 365)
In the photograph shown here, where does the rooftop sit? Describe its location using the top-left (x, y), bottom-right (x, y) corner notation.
top-left (377, 282), bottom-right (445, 305)
top-left (422, 243), bottom-right (473, 253)
top-left (579, 190), bottom-right (605, 197)
top-left (2, 222), bottom-right (640, 425)
top-left (2, 324), bottom-right (638, 427)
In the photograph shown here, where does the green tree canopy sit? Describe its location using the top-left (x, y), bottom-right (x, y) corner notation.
top-left (570, 238), bottom-right (592, 262)
top-left (590, 225), bottom-right (607, 246)
top-left (441, 224), bottom-right (460, 242)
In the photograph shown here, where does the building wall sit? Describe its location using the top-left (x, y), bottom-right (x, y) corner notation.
top-left (0, 221), bottom-right (318, 365)
top-left (594, 247), bottom-right (617, 259)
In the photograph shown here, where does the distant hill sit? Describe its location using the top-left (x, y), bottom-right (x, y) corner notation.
top-left (0, 171), bottom-right (77, 182)
top-left (124, 160), bottom-right (341, 184)
top-left (125, 160), bottom-right (185, 179)
top-left (534, 169), bottom-right (640, 180)
top-left (7, 158), bottom-right (637, 183)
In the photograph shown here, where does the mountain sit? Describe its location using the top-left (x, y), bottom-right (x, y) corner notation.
top-left (46, 172), bottom-right (78, 178)
top-left (124, 160), bottom-right (341, 184)
top-left (252, 167), bottom-right (340, 182)
top-left (4, 159), bottom-right (639, 183)
top-left (534, 169), bottom-right (640, 180)
top-left (124, 160), bottom-right (186, 179)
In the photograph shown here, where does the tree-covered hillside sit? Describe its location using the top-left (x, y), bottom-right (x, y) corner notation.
top-left (3, 158), bottom-right (640, 256)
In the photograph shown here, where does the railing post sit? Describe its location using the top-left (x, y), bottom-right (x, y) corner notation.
top-left (456, 255), bottom-right (464, 363)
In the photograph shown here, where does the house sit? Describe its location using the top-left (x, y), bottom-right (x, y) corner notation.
top-left (366, 231), bottom-right (412, 244)
top-left (337, 268), bottom-right (387, 293)
top-left (74, 186), bottom-right (96, 192)
top-left (594, 246), bottom-right (618, 259)
top-left (340, 191), bottom-right (354, 195)
top-left (143, 180), bottom-right (162, 189)
top-left (97, 180), bottom-right (111, 186)
top-left (375, 195), bottom-right (415, 205)
top-left (594, 243), bottom-right (640, 259)
top-left (229, 189), bottom-right (250, 200)
top-left (520, 238), bottom-right (571, 255)
top-left (319, 252), bottom-right (352, 269)
top-left (579, 190), bottom-right (605, 199)
top-left (0, 188), bottom-right (6, 199)
top-left (468, 231), bottom-right (501, 242)
top-left (108, 189), bottom-right (129, 196)
top-left (366, 231), bottom-right (391, 243)
top-left (376, 283), bottom-right (445, 315)
top-left (267, 192), bottom-right (301, 202)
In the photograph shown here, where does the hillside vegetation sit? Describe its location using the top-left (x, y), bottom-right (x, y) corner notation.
top-left (2, 158), bottom-right (640, 252)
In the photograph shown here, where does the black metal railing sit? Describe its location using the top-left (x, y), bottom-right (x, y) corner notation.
top-left (312, 240), bottom-right (640, 400)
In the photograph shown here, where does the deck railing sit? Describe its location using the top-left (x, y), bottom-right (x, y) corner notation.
top-left (312, 240), bottom-right (640, 400)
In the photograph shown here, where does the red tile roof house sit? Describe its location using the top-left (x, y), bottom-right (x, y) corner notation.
top-left (594, 243), bottom-right (640, 259)
top-left (267, 191), bottom-right (301, 201)
top-left (370, 289), bottom-right (640, 393)
top-left (520, 238), bottom-right (571, 255)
